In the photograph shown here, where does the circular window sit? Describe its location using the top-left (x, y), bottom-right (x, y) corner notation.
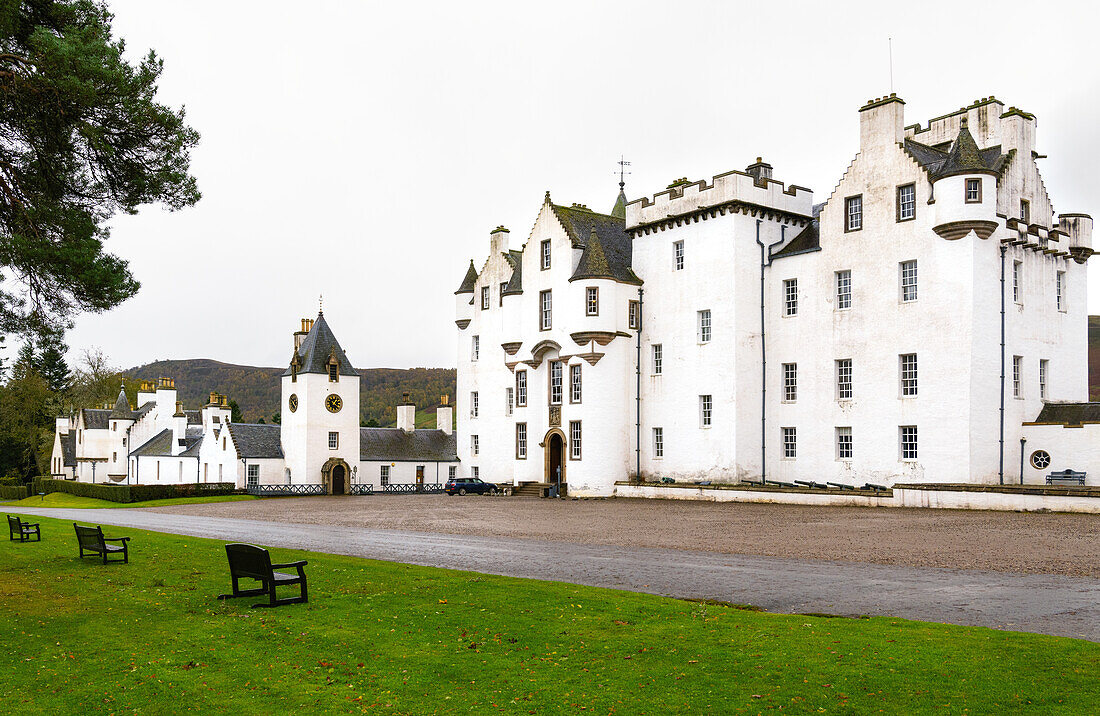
top-left (1030, 450), bottom-right (1051, 470)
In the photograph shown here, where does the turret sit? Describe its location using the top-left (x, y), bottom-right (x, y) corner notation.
top-left (930, 118), bottom-right (999, 241)
top-left (455, 259), bottom-right (477, 330)
top-left (1059, 214), bottom-right (1094, 264)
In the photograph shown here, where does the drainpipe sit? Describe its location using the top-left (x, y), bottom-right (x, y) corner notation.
top-left (755, 221), bottom-right (786, 482)
top-left (1019, 437), bottom-right (1026, 485)
top-left (999, 244), bottom-right (1006, 485)
top-left (635, 287), bottom-right (643, 483)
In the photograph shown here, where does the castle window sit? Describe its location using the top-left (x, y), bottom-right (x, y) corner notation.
top-left (673, 240), bottom-right (684, 270)
top-left (471, 466), bottom-right (479, 480)
top-left (481, 286), bottom-right (490, 310)
top-left (782, 427), bottom-right (797, 459)
top-left (247, 464), bottom-right (259, 487)
top-left (897, 184), bottom-right (916, 221)
top-left (900, 260), bottom-right (918, 302)
top-left (836, 270), bottom-right (851, 310)
top-left (586, 287), bottom-right (598, 316)
top-left (1013, 261), bottom-right (1022, 304)
top-left (112, 452), bottom-right (117, 462)
top-left (471, 434), bottom-right (479, 456)
top-left (541, 240), bottom-right (551, 270)
top-left (900, 426), bottom-right (918, 461)
top-left (112, 422), bottom-right (116, 431)
top-left (836, 427), bottom-right (853, 460)
top-left (900, 354), bottom-right (918, 397)
top-left (699, 395), bottom-right (712, 428)
top-left (222, 437), bottom-right (226, 450)
top-left (653, 427), bottom-right (664, 458)
top-left (549, 361), bottom-right (563, 405)
top-left (470, 391), bottom-right (479, 418)
top-left (570, 364), bottom-right (582, 403)
top-left (845, 195), bottom-right (862, 231)
top-left (652, 344), bottom-right (662, 375)
top-left (783, 279), bottom-right (798, 316)
top-left (1056, 272), bottom-right (1065, 312)
top-left (328, 432), bottom-right (338, 449)
top-left (628, 300), bottom-right (640, 329)
top-left (506, 387), bottom-right (514, 416)
top-left (516, 370), bottom-right (527, 407)
top-left (836, 359), bottom-right (853, 400)
top-left (471, 335), bottom-right (479, 362)
top-left (516, 423), bottom-right (527, 459)
top-left (540, 290), bottom-right (552, 330)
top-left (570, 421), bottom-right (582, 460)
top-left (448, 466), bottom-right (456, 480)
top-left (1039, 359), bottom-right (1048, 399)
top-left (1013, 355), bottom-right (1023, 398)
top-left (697, 310), bottom-right (711, 343)
top-left (218, 464), bottom-right (223, 480)
top-left (380, 465), bottom-right (390, 486)
top-left (782, 363), bottom-right (797, 402)
top-left (499, 282), bottom-right (507, 307)
top-left (1020, 199), bottom-right (1030, 223)
top-left (965, 179), bottom-right (981, 203)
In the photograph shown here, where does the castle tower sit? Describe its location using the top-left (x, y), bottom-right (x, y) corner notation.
top-left (280, 312), bottom-right (361, 494)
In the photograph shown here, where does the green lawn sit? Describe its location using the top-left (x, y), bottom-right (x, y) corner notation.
top-left (2, 516), bottom-right (1097, 714)
top-left (1, 492), bottom-right (257, 509)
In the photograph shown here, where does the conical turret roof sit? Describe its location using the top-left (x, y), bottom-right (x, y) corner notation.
top-left (933, 119), bottom-right (1003, 179)
top-left (455, 260), bottom-right (478, 294)
top-left (109, 387), bottom-right (133, 421)
top-left (282, 312), bottom-right (359, 377)
top-left (610, 189), bottom-right (627, 219)
top-left (570, 228), bottom-right (615, 281)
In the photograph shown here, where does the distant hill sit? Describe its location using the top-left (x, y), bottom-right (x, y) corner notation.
top-left (126, 359), bottom-right (454, 427)
top-left (1090, 315), bottom-right (1099, 401)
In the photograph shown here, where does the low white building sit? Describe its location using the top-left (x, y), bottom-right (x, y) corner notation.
top-left (50, 313), bottom-right (459, 492)
top-left (456, 95), bottom-right (1095, 495)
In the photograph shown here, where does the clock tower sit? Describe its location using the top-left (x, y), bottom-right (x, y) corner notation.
top-left (280, 312), bottom-right (361, 493)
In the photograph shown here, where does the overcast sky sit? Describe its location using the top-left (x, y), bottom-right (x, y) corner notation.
top-left (56, 0), bottom-right (1100, 371)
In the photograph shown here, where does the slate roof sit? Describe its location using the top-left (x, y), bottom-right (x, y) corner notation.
top-left (135, 403), bottom-right (156, 421)
top-left (610, 189), bottom-right (627, 219)
top-left (455, 260), bottom-right (478, 294)
top-left (502, 250), bottom-right (523, 296)
top-left (772, 203), bottom-right (823, 259)
top-left (226, 423), bottom-right (285, 459)
top-left (282, 312), bottom-right (358, 378)
top-left (185, 410), bottom-right (201, 426)
top-left (180, 435), bottom-right (203, 457)
top-left (61, 430), bottom-right (76, 467)
top-left (552, 204), bottom-right (642, 285)
top-left (1028, 403), bottom-right (1100, 426)
top-left (81, 408), bottom-right (111, 430)
top-left (360, 428), bottom-right (458, 462)
top-left (109, 388), bottom-right (133, 421)
top-left (131, 429), bottom-right (174, 457)
top-left (903, 123), bottom-right (1009, 181)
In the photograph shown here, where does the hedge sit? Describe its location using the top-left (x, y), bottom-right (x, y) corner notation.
top-left (0, 485), bottom-right (29, 500)
top-left (31, 479), bottom-right (237, 504)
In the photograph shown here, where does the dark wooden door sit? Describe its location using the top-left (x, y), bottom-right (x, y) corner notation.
top-left (332, 465), bottom-right (346, 495)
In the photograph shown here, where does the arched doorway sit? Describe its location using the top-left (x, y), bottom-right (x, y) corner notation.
top-left (321, 457), bottom-right (352, 495)
top-left (332, 464), bottom-right (346, 495)
top-left (543, 429), bottom-right (567, 497)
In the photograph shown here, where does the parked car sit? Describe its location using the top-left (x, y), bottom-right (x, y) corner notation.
top-left (445, 477), bottom-right (498, 496)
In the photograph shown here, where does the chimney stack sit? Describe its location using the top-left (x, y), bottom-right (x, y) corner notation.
top-left (859, 94), bottom-right (905, 153)
top-left (396, 392), bottom-right (416, 433)
top-left (745, 157), bottom-right (772, 184)
top-left (294, 318), bottom-right (312, 352)
top-left (490, 225), bottom-right (510, 255)
top-left (436, 394), bottom-right (453, 435)
top-left (172, 401), bottom-right (187, 455)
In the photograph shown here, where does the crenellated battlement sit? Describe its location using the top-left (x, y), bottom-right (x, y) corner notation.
top-left (625, 163), bottom-right (813, 230)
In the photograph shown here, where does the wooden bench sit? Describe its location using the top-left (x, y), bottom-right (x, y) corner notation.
top-left (7, 514), bottom-right (40, 542)
top-left (74, 523), bottom-right (130, 564)
top-left (217, 543), bottom-right (308, 608)
top-left (1046, 469), bottom-right (1086, 486)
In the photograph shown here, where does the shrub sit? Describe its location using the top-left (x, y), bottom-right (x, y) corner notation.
top-left (30, 479), bottom-right (236, 503)
top-left (0, 485), bottom-right (29, 500)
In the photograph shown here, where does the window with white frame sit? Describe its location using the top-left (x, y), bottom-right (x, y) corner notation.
top-left (448, 466), bottom-right (456, 480)
top-left (782, 363), bottom-right (797, 402)
top-left (1020, 198), bottom-right (1030, 223)
top-left (541, 239), bottom-right (551, 269)
top-left (900, 354), bottom-right (918, 397)
top-left (481, 286), bottom-right (490, 310)
top-left (506, 387), bottom-right (514, 416)
top-left (1013, 355), bottom-right (1022, 398)
top-left (1056, 272), bottom-right (1065, 312)
top-left (836, 427), bottom-right (853, 460)
top-left (783, 279), bottom-right (798, 316)
top-left (897, 184), bottom-right (915, 221)
top-left (845, 195), bottom-right (862, 231)
top-left (653, 427), bottom-right (664, 458)
top-left (470, 391), bottom-right (479, 418)
top-left (900, 426), bottom-right (918, 460)
top-left (516, 422), bottom-right (527, 459)
top-left (699, 394), bottom-right (712, 427)
top-left (836, 358), bottom-right (853, 400)
top-left (652, 344), bottom-right (663, 375)
top-left (569, 420), bottom-right (582, 459)
top-left (900, 260), bottom-right (918, 302)
top-left (836, 270), bottom-right (851, 310)
top-left (628, 300), bottom-right (640, 329)
top-left (380, 465), bottom-right (390, 486)
top-left (471, 335), bottom-right (479, 361)
top-left (1039, 359), bottom-right (1048, 399)
top-left (1013, 261), bottom-right (1022, 304)
top-left (673, 240), bottom-right (684, 270)
top-left (782, 427), bottom-right (797, 458)
top-left (586, 287), bottom-right (598, 316)
top-left (540, 290), bottom-right (552, 330)
top-left (328, 431), bottom-right (338, 449)
top-left (247, 464), bottom-right (259, 487)
top-left (697, 310), bottom-right (711, 343)
top-left (471, 466), bottom-right (479, 479)
top-left (471, 434), bottom-right (479, 456)
top-left (965, 178), bottom-right (981, 203)
top-left (570, 364), bottom-right (582, 403)
top-left (516, 370), bottom-right (527, 407)
top-left (549, 361), bottom-right (563, 405)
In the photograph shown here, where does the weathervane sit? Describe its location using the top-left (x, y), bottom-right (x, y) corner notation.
top-left (616, 155), bottom-right (631, 191)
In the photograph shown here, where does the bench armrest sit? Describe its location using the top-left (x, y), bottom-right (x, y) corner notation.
top-left (271, 560), bottom-right (308, 569)
top-left (103, 537), bottom-right (130, 543)
top-left (24, 522), bottom-right (40, 527)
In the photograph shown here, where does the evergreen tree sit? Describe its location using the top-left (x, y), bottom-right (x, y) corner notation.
top-left (228, 399), bottom-right (243, 424)
top-left (36, 332), bottom-right (72, 395)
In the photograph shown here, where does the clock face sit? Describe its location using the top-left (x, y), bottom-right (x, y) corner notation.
top-left (288, 394), bottom-right (298, 413)
top-left (325, 394), bottom-right (343, 413)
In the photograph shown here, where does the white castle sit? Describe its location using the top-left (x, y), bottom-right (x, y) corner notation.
top-left (456, 95), bottom-right (1096, 496)
top-left (49, 314), bottom-right (458, 492)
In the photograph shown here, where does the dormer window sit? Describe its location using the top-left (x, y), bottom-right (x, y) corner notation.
top-left (965, 179), bottom-right (981, 203)
top-left (328, 355), bottom-right (339, 382)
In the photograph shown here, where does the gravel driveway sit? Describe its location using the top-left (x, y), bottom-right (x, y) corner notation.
top-left (146, 495), bottom-right (1100, 578)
